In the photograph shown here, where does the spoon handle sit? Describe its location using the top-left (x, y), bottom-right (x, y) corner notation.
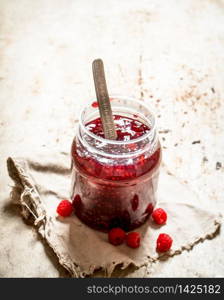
top-left (92, 59), bottom-right (117, 140)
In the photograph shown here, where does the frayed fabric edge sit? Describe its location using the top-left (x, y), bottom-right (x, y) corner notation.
top-left (6, 157), bottom-right (222, 278)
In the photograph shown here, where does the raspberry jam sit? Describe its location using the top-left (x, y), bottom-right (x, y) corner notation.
top-left (85, 115), bottom-right (150, 141)
top-left (71, 97), bottom-right (161, 232)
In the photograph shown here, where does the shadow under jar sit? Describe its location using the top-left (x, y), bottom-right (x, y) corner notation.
top-left (71, 96), bottom-right (161, 232)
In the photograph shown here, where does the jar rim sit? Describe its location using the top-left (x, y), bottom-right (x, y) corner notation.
top-left (79, 95), bottom-right (156, 145)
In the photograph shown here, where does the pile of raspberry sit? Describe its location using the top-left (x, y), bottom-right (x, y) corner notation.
top-left (56, 200), bottom-right (172, 252)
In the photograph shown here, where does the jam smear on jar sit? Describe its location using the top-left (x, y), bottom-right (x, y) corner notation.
top-left (71, 114), bottom-right (161, 232)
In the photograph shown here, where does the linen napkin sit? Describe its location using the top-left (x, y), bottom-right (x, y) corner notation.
top-left (7, 152), bottom-right (221, 277)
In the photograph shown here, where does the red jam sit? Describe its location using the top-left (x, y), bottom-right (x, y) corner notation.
top-left (71, 114), bottom-right (161, 232)
top-left (86, 115), bottom-right (150, 141)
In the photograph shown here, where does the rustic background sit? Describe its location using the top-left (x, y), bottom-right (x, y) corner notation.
top-left (0, 0), bottom-right (223, 277)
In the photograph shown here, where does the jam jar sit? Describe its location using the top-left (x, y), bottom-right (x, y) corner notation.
top-left (71, 96), bottom-right (161, 232)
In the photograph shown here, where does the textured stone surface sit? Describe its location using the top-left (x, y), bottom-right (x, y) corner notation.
top-left (0, 0), bottom-right (224, 277)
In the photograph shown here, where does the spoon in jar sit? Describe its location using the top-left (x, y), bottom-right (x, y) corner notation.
top-left (92, 59), bottom-right (117, 140)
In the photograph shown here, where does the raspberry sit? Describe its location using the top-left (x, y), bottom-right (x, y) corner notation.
top-left (56, 200), bottom-right (73, 217)
top-left (126, 232), bottom-right (141, 248)
top-left (152, 208), bottom-right (167, 225)
top-left (108, 228), bottom-right (126, 246)
top-left (91, 101), bottom-right (99, 108)
top-left (156, 233), bottom-right (173, 252)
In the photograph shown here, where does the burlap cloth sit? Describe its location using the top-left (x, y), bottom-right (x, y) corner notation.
top-left (7, 151), bottom-right (221, 278)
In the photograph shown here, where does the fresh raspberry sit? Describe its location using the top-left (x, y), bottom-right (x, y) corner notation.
top-left (108, 228), bottom-right (126, 246)
top-left (156, 233), bottom-right (173, 252)
top-left (126, 232), bottom-right (141, 248)
top-left (152, 208), bottom-right (167, 225)
top-left (56, 200), bottom-right (73, 217)
top-left (91, 101), bottom-right (99, 108)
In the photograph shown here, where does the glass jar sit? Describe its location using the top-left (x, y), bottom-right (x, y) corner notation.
top-left (71, 96), bottom-right (161, 232)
